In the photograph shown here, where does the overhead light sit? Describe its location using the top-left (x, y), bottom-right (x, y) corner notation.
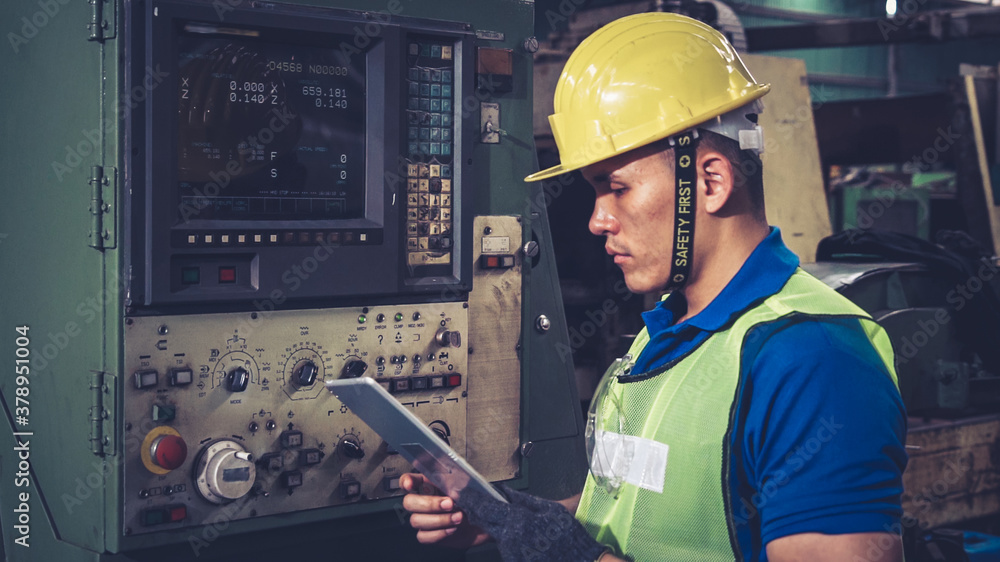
top-left (886, 0), bottom-right (897, 16)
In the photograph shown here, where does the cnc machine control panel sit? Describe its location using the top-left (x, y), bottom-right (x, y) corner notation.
top-left (123, 304), bottom-right (469, 533)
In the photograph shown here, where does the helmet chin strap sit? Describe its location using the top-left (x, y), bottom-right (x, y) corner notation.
top-left (664, 131), bottom-right (698, 292)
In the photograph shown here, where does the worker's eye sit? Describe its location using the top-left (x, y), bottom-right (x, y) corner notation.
top-left (610, 184), bottom-right (628, 197)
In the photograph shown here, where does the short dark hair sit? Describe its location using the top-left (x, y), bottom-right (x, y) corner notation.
top-left (653, 130), bottom-right (766, 218)
top-left (697, 129), bottom-right (765, 216)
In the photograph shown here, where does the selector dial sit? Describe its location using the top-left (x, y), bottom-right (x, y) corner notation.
top-left (212, 351), bottom-right (258, 392)
top-left (227, 367), bottom-right (250, 392)
top-left (338, 435), bottom-right (366, 459)
top-left (429, 421), bottom-right (452, 446)
top-left (341, 360), bottom-right (368, 379)
top-left (280, 346), bottom-right (328, 398)
top-left (194, 439), bottom-right (257, 504)
top-left (294, 361), bottom-right (319, 386)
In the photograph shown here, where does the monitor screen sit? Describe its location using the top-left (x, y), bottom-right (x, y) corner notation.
top-left (176, 25), bottom-right (366, 222)
top-left (134, 0), bottom-right (473, 305)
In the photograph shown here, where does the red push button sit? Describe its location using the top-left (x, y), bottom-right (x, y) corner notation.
top-left (447, 374), bottom-right (462, 388)
top-left (479, 254), bottom-right (516, 269)
top-left (391, 378), bottom-right (410, 393)
top-left (152, 434), bottom-right (188, 471)
top-left (169, 505), bottom-right (187, 522)
top-left (219, 267), bottom-right (236, 283)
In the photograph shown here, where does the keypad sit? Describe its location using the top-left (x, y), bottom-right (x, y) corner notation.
top-left (405, 39), bottom-right (456, 267)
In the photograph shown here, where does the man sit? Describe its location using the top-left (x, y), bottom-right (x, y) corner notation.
top-left (403, 12), bottom-right (906, 561)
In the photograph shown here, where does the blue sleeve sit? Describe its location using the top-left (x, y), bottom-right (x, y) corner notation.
top-left (733, 316), bottom-right (907, 548)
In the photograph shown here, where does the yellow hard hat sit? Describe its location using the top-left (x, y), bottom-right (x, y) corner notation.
top-left (526, 12), bottom-right (770, 182)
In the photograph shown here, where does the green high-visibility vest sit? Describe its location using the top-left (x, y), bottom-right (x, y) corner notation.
top-left (576, 269), bottom-right (898, 560)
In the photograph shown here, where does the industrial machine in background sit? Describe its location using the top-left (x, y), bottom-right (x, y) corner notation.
top-left (810, 65), bottom-right (1000, 543)
top-left (0, 1), bottom-right (586, 560)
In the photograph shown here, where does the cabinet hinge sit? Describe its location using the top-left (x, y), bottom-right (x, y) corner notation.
top-left (88, 0), bottom-right (116, 42)
top-left (88, 166), bottom-right (117, 250)
top-left (89, 370), bottom-right (117, 456)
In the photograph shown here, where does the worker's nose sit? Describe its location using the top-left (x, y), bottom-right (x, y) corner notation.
top-left (589, 197), bottom-right (619, 237)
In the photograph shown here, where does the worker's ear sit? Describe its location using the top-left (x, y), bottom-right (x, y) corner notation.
top-left (698, 150), bottom-right (735, 215)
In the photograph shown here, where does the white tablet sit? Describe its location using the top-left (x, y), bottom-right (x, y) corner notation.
top-left (326, 377), bottom-right (507, 503)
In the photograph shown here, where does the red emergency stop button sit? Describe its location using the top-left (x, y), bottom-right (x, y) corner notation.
top-left (151, 434), bottom-right (188, 471)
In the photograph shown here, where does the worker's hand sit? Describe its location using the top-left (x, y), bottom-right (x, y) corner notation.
top-left (400, 473), bottom-right (492, 549)
top-left (457, 484), bottom-right (607, 562)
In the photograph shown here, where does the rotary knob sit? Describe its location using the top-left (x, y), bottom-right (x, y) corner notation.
top-left (339, 437), bottom-right (365, 459)
top-left (150, 434), bottom-right (188, 471)
top-left (435, 329), bottom-right (462, 348)
top-left (194, 439), bottom-right (257, 504)
top-left (227, 367), bottom-right (249, 392)
top-left (294, 361), bottom-right (319, 386)
top-left (341, 360), bottom-right (368, 379)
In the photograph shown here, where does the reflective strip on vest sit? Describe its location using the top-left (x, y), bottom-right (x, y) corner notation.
top-left (575, 269), bottom-right (898, 560)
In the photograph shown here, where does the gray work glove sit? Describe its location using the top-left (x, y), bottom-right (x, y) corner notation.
top-left (457, 484), bottom-right (607, 562)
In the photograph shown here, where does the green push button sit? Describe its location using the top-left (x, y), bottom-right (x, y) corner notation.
top-left (152, 404), bottom-right (176, 422)
top-left (181, 267), bottom-right (200, 285)
top-left (141, 508), bottom-right (166, 526)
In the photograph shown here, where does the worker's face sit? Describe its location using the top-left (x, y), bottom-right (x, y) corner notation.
top-left (583, 145), bottom-right (677, 294)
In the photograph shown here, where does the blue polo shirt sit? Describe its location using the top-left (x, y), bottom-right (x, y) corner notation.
top-left (633, 228), bottom-right (906, 561)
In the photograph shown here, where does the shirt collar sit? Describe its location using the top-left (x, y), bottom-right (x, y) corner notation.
top-left (641, 227), bottom-right (800, 334)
